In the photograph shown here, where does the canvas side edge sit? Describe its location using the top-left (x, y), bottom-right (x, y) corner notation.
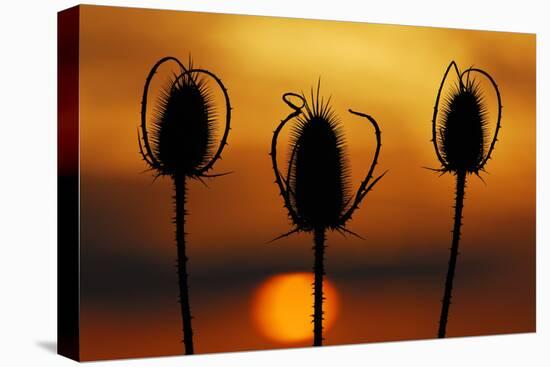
top-left (57, 5), bottom-right (81, 362)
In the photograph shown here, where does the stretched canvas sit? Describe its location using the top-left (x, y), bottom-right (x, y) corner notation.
top-left (58, 4), bottom-right (536, 362)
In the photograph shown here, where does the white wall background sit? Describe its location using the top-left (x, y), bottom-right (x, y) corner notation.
top-left (0, 0), bottom-right (547, 365)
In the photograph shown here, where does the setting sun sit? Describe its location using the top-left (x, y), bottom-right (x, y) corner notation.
top-left (252, 272), bottom-right (339, 344)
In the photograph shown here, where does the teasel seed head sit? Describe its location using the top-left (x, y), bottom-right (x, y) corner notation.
top-left (151, 67), bottom-right (217, 177)
top-left (288, 88), bottom-right (351, 230)
top-left (439, 79), bottom-right (488, 173)
top-left (138, 56), bottom-right (232, 180)
top-left (270, 81), bottom-right (386, 241)
top-left (432, 61), bottom-right (502, 175)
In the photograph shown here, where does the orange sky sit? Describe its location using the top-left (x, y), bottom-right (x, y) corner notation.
top-left (76, 5), bottom-right (535, 361)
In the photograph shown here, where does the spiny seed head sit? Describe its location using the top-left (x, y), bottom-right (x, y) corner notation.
top-left (287, 89), bottom-right (351, 230)
top-left (151, 66), bottom-right (217, 177)
top-left (438, 79), bottom-right (488, 173)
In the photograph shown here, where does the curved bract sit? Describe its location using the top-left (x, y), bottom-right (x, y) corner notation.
top-left (270, 93), bottom-right (305, 228)
top-left (139, 56), bottom-right (186, 170)
top-left (462, 68), bottom-right (503, 171)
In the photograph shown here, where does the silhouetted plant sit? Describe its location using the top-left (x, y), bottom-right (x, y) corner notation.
top-left (430, 61), bottom-right (502, 338)
top-left (270, 82), bottom-right (387, 346)
top-left (138, 56), bottom-right (231, 354)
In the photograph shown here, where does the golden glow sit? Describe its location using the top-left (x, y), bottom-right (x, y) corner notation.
top-left (252, 272), bottom-right (339, 343)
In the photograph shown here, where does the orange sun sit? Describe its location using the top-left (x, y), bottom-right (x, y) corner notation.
top-left (252, 272), bottom-right (339, 344)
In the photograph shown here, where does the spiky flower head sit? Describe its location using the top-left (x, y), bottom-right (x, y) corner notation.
top-left (151, 67), bottom-right (216, 177)
top-left (438, 79), bottom-right (488, 173)
top-left (138, 56), bottom-right (231, 180)
top-left (432, 61), bottom-right (502, 175)
top-left (287, 87), bottom-right (351, 230)
top-left (271, 82), bottom-right (385, 241)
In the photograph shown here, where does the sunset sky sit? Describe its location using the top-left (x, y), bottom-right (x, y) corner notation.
top-left (76, 5), bottom-right (535, 361)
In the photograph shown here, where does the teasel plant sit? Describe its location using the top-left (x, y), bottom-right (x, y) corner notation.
top-left (270, 81), bottom-right (387, 346)
top-left (430, 61), bottom-right (502, 338)
top-left (138, 56), bottom-right (231, 354)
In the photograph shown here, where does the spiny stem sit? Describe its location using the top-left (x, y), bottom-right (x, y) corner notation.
top-left (313, 227), bottom-right (326, 346)
top-left (438, 170), bottom-right (467, 338)
top-left (174, 174), bottom-right (194, 354)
